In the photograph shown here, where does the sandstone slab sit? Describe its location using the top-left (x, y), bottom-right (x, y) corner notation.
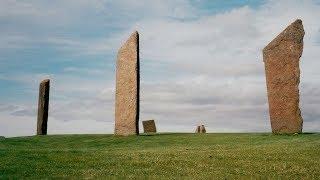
top-left (263, 19), bottom-right (304, 134)
top-left (37, 79), bottom-right (50, 135)
top-left (115, 31), bottom-right (140, 136)
top-left (142, 120), bottom-right (157, 133)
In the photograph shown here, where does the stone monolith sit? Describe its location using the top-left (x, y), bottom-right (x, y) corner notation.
top-left (195, 124), bottom-right (206, 133)
top-left (263, 19), bottom-right (304, 134)
top-left (142, 120), bottom-right (157, 133)
top-left (115, 31), bottom-right (140, 136)
top-left (37, 79), bottom-right (50, 135)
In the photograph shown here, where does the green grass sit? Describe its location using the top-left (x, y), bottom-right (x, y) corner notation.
top-left (0, 133), bottom-right (319, 179)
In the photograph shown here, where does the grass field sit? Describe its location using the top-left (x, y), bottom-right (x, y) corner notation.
top-left (0, 133), bottom-right (319, 179)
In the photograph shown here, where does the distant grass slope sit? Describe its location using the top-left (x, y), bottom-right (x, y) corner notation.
top-left (0, 133), bottom-right (319, 179)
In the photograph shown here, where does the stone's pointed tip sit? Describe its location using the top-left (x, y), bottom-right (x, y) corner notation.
top-left (294, 19), bottom-right (302, 24)
top-left (263, 19), bottom-right (304, 54)
top-left (118, 30), bottom-right (139, 53)
top-left (130, 30), bottom-right (139, 38)
top-left (290, 19), bottom-right (304, 29)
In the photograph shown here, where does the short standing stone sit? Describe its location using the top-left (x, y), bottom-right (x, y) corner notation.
top-left (200, 125), bottom-right (206, 133)
top-left (263, 19), bottom-right (304, 134)
top-left (115, 31), bottom-right (140, 136)
top-left (195, 124), bottom-right (206, 133)
top-left (37, 79), bottom-right (50, 135)
top-left (195, 126), bottom-right (201, 133)
top-left (142, 120), bottom-right (157, 133)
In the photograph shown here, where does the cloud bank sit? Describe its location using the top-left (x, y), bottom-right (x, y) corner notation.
top-left (0, 0), bottom-right (320, 137)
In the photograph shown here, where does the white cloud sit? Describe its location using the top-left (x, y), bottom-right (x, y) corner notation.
top-left (0, 0), bottom-right (197, 55)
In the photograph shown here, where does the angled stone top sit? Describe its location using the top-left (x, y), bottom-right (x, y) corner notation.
top-left (263, 19), bottom-right (305, 62)
top-left (118, 31), bottom-right (139, 57)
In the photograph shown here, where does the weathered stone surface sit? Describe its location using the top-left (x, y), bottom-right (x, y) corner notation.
top-left (115, 31), bottom-right (140, 136)
top-left (142, 120), bottom-right (157, 133)
top-left (195, 125), bottom-right (206, 133)
top-left (37, 79), bottom-right (50, 135)
top-left (263, 19), bottom-right (304, 134)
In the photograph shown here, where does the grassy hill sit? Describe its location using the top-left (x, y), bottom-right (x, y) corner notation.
top-left (0, 133), bottom-right (319, 179)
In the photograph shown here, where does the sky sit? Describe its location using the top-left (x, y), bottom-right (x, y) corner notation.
top-left (1, 0), bottom-right (320, 137)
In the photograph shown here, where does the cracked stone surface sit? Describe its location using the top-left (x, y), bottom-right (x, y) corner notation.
top-left (37, 79), bottom-right (50, 135)
top-left (142, 120), bottom-right (157, 133)
top-left (115, 31), bottom-right (140, 136)
top-left (263, 19), bottom-right (304, 134)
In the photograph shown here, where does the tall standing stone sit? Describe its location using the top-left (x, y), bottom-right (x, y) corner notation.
top-left (142, 120), bottom-right (157, 133)
top-left (263, 19), bottom-right (304, 134)
top-left (115, 31), bottom-right (140, 136)
top-left (37, 79), bottom-right (50, 135)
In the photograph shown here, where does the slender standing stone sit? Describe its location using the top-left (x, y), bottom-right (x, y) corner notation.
top-left (115, 31), bottom-right (140, 136)
top-left (263, 19), bottom-right (304, 134)
top-left (37, 79), bottom-right (50, 135)
top-left (142, 120), bottom-right (157, 133)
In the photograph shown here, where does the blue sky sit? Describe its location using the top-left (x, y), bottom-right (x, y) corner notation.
top-left (1, 0), bottom-right (320, 137)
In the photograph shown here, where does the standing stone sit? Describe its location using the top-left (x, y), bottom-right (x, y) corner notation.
top-left (200, 125), bottom-right (206, 133)
top-left (263, 19), bottom-right (304, 134)
top-left (37, 79), bottom-right (50, 135)
top-left (142, 120), bottom-right (157, 133)
top-left (115, 31), bottom-right (140, 136)
top-left (195, 124), bottom-right (206, 133)
top-left (195, 125), bottom-right (201, 133)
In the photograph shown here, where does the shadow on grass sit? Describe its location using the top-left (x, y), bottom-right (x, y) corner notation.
top-left (139, 133), bottom-right (182, 136)
top-left (271, 132), bottom-right (318, 136)
top-left (139, 132), bottom-right (201, 137)
top-left (301, 132), bottom-right (317, 134)
top-left (5, 132), bottom-right (319, 140)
